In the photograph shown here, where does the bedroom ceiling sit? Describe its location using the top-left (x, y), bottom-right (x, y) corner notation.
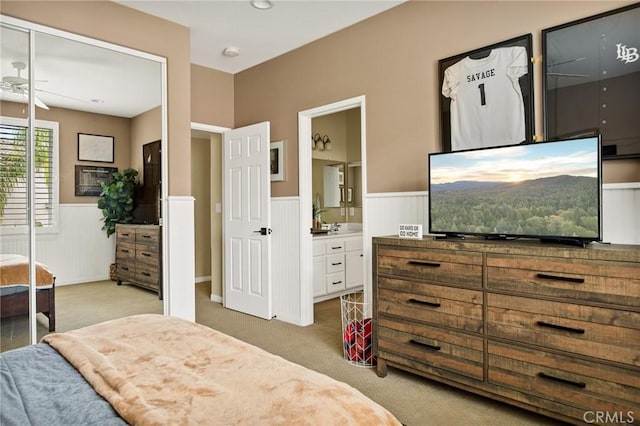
top-left (0, 1), bottom-right (405, 118)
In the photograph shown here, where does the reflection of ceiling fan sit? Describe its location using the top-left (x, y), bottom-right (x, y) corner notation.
top-left (1, 61), bottom-right (49, 109)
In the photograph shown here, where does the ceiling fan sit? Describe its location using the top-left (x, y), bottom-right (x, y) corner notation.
top-left (1, 61), bottom-right (50, 110)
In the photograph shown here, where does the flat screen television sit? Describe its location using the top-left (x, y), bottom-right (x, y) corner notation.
top-left (428, 135), bottom-right (602, 246)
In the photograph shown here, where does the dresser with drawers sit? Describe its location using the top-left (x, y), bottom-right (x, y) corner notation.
top-left (373, 236), bottom-right (640, 425)
top-left (115, 224), bottom-right (162, 299)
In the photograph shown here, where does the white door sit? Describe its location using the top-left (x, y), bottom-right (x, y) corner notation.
top-left (223, 122), bottom-right (272, 319)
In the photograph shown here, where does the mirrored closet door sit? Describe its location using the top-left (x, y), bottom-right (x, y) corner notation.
top-left (0, 16), bottom-right (167, 351)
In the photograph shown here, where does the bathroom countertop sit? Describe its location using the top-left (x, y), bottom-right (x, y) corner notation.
top-left (312, 230), bottom-right (362, 239)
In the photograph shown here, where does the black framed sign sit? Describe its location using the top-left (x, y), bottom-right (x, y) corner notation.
top-left (438, 34), bottom-right (534, 152)
top-left (75, 165), bottom-right (117, 196)
top-left (543, 3), bottom-right (640, 160)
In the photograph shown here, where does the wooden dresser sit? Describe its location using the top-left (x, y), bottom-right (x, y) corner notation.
top-left (115, 224), bottom-right (162, 299)
top-left (373, 236), bottom-right (640, 425)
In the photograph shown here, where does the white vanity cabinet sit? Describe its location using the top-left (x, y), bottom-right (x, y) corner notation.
top-left (313, 234), bottom-right (363, 302)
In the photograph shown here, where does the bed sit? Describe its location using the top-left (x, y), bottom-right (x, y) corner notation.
top-left (0, 254), bottom-right (56, 332)
top-left (1, 314), bottom-right (402, 425)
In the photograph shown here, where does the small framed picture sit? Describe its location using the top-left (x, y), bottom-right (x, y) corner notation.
top-left (78, 133), bottom-right (114, 163)
top-left (270, 140), bottom-right (285, 181)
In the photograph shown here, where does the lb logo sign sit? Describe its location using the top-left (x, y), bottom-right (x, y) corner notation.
top-left (616, 43), bottom-right (639, 64)
top-left (399, 224), bottom-right (422, 239)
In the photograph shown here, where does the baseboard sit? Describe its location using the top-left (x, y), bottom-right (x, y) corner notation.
top-left (209, 294), bottom-right (222, 303)
top-left (195, 275), bottom-right (211, 284)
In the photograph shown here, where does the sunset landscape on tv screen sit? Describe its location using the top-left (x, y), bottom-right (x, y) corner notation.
top-left (429, 137), bottom-right (600, 240)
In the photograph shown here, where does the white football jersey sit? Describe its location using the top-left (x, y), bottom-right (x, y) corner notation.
top-left (442, 46), bottom-right (528, 151)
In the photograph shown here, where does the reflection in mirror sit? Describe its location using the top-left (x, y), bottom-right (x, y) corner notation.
top-left (311, 107), bottom-right (361, 227)
top-left (0, 20), bottom-right (164, 351)
top-left (0, 23), bottom-right (32, 351)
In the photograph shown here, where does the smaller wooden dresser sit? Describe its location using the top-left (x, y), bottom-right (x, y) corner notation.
top-left (115, 224), bottom-right (162, 299)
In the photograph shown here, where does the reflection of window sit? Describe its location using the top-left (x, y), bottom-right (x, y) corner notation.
top-left (0, 117), bottom-right (59, 233)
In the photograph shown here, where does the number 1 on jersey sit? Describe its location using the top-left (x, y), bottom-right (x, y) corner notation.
top-left (478, 83), bottom-right (486, 106)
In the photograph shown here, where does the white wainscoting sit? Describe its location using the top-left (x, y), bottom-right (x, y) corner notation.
top-left (365, 184), bottom-right (640, 245)
top-left (165, 196), bottom-right (195, 322)
top-left (0, 204), bottom-right (114, 285)
top-left (601, 183), bottom-right (640, 245)
top-left (271, 196), bottom-right (302, 324)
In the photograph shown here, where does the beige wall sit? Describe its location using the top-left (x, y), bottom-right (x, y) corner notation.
top-left (191, 64), bottom-right (234, 129)
top-left (2, 0), bottom-right (192, 196)
top-left (191, 136), bottom-right (211, 279)
top-left (1, 100), bottom-right (131, 204)
top-left (234, 1), bottom-right (639, 195)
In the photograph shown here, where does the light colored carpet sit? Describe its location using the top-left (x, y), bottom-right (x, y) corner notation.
top-left (1, 280), bottom-right (564, 425)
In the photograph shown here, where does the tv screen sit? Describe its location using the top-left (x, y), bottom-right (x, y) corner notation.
top-left (428, 136), bottom-right (602, 245)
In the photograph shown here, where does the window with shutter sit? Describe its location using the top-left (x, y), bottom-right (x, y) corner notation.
top-left (0, 117), bottom-right (59, 233)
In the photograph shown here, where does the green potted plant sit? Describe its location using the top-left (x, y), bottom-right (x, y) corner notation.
top-left (97, 168), bottom-right (139, 238)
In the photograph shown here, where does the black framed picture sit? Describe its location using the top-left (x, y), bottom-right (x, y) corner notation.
top-left (542, 3), bottom-right (640, 160)
top-left (75, 165), bottom-right (117, 196)
top-left (438, 34), bottom-right (534, 152)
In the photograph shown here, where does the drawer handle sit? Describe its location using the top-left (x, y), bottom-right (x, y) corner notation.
top-left (331, 246), bottom-right (343, 250)
top-left (141, 253), bottom-right (152, 257)
top-left (121, 249), bottom-right (130, 254)
top-left (409, 298), bottom-right (441, 308)
top-left (121, 266), bottom-right (130, 271)
top-left (141, 235), bottom-right (152, 239)
top-left (408, 260), bottom-right (441, 268)
top-left (331, 262), bottom-right (342, 266)
top-left (142, 272), bottom-right (151, 277)
top-left (536, 273), bottom-right (584, 284)
top-left (409, 339), bottom-right (441, 351)
top-left (538, 372), bottom-right (586, 389)
top-left (536, 321), bottom-right (585, 334)
top-left (332, 280), bottom-right (343, 286)
top-left (121, 233), bottom-right (130, 237)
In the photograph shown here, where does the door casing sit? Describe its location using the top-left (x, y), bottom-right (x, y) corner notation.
top-left (298, 96), bottom-right (367, 326)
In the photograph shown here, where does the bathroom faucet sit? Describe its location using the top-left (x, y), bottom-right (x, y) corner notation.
top-left (331, 222), bottom-right (341, 233)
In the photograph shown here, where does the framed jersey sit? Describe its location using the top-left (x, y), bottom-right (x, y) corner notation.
top-left (438, 34), bottom-right (534, 152)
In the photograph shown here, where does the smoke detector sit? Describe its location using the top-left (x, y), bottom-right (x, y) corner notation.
top-left (222, 47), bottom-right (240, 57)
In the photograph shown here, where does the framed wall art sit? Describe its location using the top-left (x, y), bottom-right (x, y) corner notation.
top-left (75, 165), bottom-right (117, 196)
top-left (543, 3), bottom-right (640, 159)
top-left (270, 140), bottom-right (285, 181)
top-left (78, 133), bottom-right (114, 163)
top-left (438, 34), bottom-right (534, 152)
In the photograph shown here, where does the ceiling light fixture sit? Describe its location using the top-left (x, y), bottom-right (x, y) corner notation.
top-left (222, 47), bottom-right (240, 57)
top-left (250, 0), bottom-right (274, 10)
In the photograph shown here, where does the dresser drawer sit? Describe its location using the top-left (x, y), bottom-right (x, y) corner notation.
top-left (326, 240), bottom-right (345, 254)
top-left (116, 242), bottom-right (135, 261)
top-left (488, 341), bottom-right (640, 419)
top-left (326, 271), bottom-right (345, 293)
top-left (135, 269), bottom-right (159, 288)
top-left (326, 253), bottom-right (345, 274)
top-left (487, 293), bottom-right (640, 367)
top-left (136, 227), bottom-right (160, 246)
top-left (116, 263), bottom-right (135, 281)
top-left (116, 226), bottom-right (136, 243)
top-left (378, 317), bottom-right (484, 381)
top-left (487, 253), bottom-right (640, 308)
top-left (378, 278), bottom-right (483, 333)
top-left (136, 246), bottom-right (159, 267)
top-left (377, 246), bottom-right (483, 288)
